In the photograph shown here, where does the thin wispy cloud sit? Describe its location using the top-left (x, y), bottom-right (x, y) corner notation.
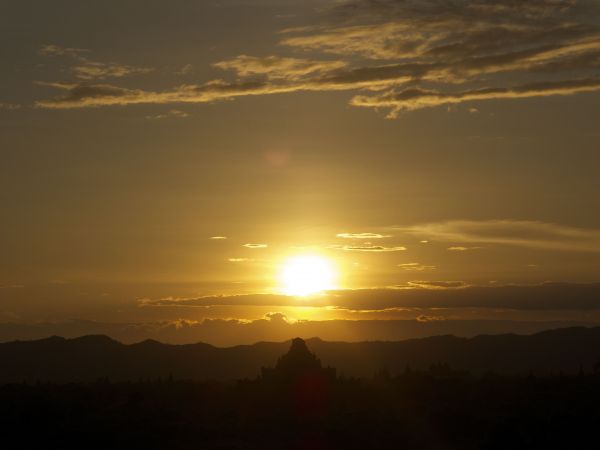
top-left (38, 44), bottom-right (89, 57)
top-left (351, 78), bottom-right (600, 117)
top-left (0, 102), bottom-right (21, 110)
top-left (337, 232), bottom-right (392, 239)
top-left (330, 244), bottom-right (406, 252)
top-left (407, 281), bottom-right (468, 289)
top-left (145, 109), bottom-right (189, 120)
top-left (398, 263), bottom-right (436, 271)
top-left (243, 243), bottom-right (268, 249)
top-left (416, 314), bottom-right (447, 323)
top-left (38, 44), bottom-right (152, 82)
top-left (175, 64), bottom-right (193, 75)
top-left (72, 59), bottom-right (153, 80)
top-left (213, 55), bottom-right (347, 80)
top-left (403, 220), bottom-right (600, 252)
top-left (35, 80), bottom-right (301, 109)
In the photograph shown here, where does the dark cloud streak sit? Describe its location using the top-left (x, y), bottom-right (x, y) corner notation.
top-left (140, 282), bottom-right (600, 312)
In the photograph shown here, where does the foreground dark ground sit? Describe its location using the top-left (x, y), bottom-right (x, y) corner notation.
top-left (3, 371), bottom-right (600, 450)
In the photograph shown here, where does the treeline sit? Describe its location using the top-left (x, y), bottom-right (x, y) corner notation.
top-left (2, 370), bottom-right (600, 449)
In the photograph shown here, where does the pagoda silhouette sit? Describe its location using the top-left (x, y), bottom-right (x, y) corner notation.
top-left (261, 338), bottom-right (336, 384)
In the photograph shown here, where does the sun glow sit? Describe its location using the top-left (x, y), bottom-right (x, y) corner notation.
top-left (278, 255), bottom-right (337, 296)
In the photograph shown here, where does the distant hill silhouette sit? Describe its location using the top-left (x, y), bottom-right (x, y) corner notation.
top-left (2, 327), bottom-right (600, 383)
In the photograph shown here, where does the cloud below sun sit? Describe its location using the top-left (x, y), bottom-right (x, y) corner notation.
top-left (139, 282), bottom-right (600, 312)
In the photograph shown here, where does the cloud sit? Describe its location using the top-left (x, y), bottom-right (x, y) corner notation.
top-left (209, 236), bottom-right (228, 240)
top-left (317, 0), bottom-right (592, 56)
top-left (36, 83), bottom-right (153, 108)
top-left (278, 0), bottom-right (600, 115)
top-left (38, 44), bottom-right (152, 82)
top-left (447, 246), bottom-right (482, 251)
top-left (351, 78), bottom-right (600, 117)
top-left (282, 0), bottom-right (600, 80)
top-left (36, 54), bottom-right (600, 112)
top-left (33, 1), bottom-right (600, 116)
top-left (145, 109), bottom-right (189, 120)
top-left (228, 258), bottom-right (254, 262)
top-left (176, 64), bottom-right (193, 75)
top-left (416, 314), bottom-right (446, 323)
top-left (139, 294), bottom-right (290, 308)
top-left (408, 281), bottom-right (468, 289)
top-left (280, 22), bottom-right (415, 60)
top-left (33, 63), bottom-right (427, 109)
top-left (0, 102), bottom-right (21, 110)
top-left (330, 244), bottom-right (406, 252)
top-left (72, 60), bottom-right (153, 80)
top-left (243, 243), bottom-right (268, 249)
top-left (403, 220), bottom-right (600, 252)
top-left (138, 282), bottom-right (600, 312)
top-left (35, 80), bottom-right (302, 109)
top-left (336, 232), bottom-right (392, 239)
top-left (38, 44), bottom-right (89, 57)
top-left (213, 55), bottom-right (347, 80)
top-left (264, 311), bottom-right (291, 324)
top-left (398, 263), bottom-right (436, 271)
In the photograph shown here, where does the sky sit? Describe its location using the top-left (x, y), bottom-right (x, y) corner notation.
top-left (1, 0), bottom-right (600, 345)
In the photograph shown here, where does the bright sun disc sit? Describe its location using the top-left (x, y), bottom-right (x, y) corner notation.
top-left (279, 255), bottom-right (336, 296)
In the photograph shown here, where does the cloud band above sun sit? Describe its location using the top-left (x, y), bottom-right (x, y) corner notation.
top-left (31, 0), bottom-right (600, 117)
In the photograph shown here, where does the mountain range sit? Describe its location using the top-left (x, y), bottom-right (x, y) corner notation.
top-left (2, 326), bottom-right (600, 383)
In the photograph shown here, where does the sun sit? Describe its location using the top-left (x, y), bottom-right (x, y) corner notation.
top-left (278, 255), bottom-right (337, 296)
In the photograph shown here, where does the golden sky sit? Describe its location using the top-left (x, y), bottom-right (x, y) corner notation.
top-left (1, 0), bottom-right (600, 344)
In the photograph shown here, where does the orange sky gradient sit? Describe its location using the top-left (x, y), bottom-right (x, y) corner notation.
top-left (1, 0), bottom-right (600, 344)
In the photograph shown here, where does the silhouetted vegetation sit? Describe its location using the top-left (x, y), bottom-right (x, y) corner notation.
top-left (2, 336), bottom-right (600, 449)
top-left (3, 370), bottom-right (600, 449)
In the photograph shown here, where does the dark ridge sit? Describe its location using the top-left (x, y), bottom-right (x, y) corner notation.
top-left (130, 338), bottom-right (169, 347)
top-left (2, 327), bottom-right (600, 383)
top-left (70, 334), bottom-right (122, 345)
